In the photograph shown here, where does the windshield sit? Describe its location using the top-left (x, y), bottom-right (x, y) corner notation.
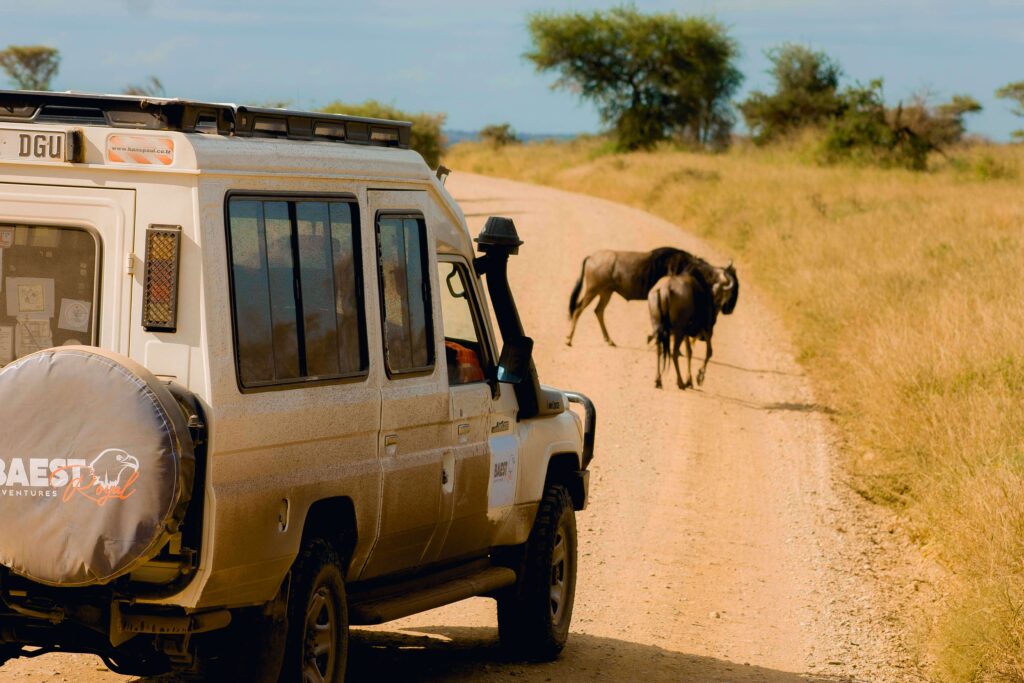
top-left (0, 224), bottom-right (99, 367)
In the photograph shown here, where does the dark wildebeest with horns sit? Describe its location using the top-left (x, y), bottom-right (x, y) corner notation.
top-left (648, 267), bottom-right (720, 389)
top-left (566, 247), bottom-right (739, 346)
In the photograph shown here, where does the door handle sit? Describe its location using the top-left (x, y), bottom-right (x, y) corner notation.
top-left (384, 434), bottom-right (399, 447)
top-left (457, 423), bottom-right (471, 436)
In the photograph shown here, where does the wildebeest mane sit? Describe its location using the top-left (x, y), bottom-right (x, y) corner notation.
top-left (643, 247), bottom-right (696, 293)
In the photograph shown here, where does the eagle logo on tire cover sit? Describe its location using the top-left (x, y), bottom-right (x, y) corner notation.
top-left (50, 448), bottom-right (140, 506)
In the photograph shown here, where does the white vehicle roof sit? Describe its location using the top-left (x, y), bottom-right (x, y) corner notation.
top-left (0, 90), bottom-right (469, 252)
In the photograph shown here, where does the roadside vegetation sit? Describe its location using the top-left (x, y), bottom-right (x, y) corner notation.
top-left (446, 136), bottom-right (1024, 680)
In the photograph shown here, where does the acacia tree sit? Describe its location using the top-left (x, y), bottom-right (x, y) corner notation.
top-left (740, 44), bottom-right (843, 143)
top-left (995, 81), bottom-right (1024, 141)
top-left (525, 7), bottom-right (742, 150)
top-left (0, 45), bottom-right (60, 90)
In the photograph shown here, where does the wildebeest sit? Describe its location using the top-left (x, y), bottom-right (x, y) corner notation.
top-left (566, 247), bottom-right (739, 346)
top-left (648, 266), bottom-right (725, 389)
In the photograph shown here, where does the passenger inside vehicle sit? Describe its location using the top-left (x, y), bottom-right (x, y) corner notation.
top-left (445, 339), bottom-right (484, 384)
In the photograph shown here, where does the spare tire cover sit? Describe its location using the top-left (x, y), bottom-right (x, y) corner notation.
top-left (0, 347), bottom-right (194, 587)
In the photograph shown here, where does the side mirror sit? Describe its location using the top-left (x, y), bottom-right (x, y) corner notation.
top-left (495, 336), bottom-right (533, 385)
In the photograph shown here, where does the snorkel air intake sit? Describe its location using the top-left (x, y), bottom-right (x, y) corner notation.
top-left (474, 217), bottom-right (545, 419)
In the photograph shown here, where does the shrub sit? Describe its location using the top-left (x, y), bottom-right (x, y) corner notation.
top-left (819, 81), bottom-right (981, 170)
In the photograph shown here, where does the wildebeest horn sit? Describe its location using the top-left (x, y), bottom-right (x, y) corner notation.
top-left (720, 266), bottom-right (735, 291)
top-left (726, 259), bottom-right (733, 269)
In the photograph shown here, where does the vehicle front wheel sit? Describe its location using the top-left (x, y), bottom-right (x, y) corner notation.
top-left (497, 483), bottom-right (578, 661)
top-left (280, 538), bottom-right (348, 683)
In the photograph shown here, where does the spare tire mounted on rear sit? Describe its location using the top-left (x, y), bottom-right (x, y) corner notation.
top-left (0, 347), bottom-right (195, 587)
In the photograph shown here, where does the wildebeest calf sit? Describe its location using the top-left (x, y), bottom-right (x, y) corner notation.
top-left (647, 268), bottom-right (722, 389)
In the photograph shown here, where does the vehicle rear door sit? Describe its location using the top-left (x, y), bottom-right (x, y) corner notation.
top-left (0, 183), bottom-right (135, 364)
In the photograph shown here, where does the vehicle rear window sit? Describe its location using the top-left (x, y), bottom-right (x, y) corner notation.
top-left (376, 215), bottom-right (434, 375)
top-left (227, 197), bottom-right (366, 389)
top-left (0, 224), bottom-right (99, 367)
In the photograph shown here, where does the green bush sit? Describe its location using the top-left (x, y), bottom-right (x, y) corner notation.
top-left (320, 100), bottom-right (447, 168)
top-left (819, 81), bottom-right (981, 171)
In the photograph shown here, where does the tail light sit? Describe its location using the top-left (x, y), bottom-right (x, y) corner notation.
top-left (142, 225), bottom-right (182, 332)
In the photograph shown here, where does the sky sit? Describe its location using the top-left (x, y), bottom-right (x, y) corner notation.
top-left (0, 0), bottom-right (1021, 140)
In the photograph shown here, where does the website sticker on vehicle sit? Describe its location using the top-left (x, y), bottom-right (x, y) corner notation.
top-left (106, 135), bottom-right (175, 166)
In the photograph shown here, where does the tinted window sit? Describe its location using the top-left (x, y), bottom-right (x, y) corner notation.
top-left (228, 198), bottom-right (366, 388)
top-left (377, 215), bottom-right (433, 375)
top-left (0, 224), bottom-right (99, 367)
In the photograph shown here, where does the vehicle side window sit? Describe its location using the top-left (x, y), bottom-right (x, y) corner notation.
top-left (437, 262), bottom-right (487, 386)
top-left (227, 197), bottom-right (366, 389)
top-left (376, 215), bottom-right (433, 375)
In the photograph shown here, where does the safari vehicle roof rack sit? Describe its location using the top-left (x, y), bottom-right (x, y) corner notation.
top-left (0, 91), bottom-right (412, 149)
top-left (0, 90), bottom-right (234, 134)
top-left (234, 106), bottom-right (411, 147)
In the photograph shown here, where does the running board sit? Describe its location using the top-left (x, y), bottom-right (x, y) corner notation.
top-left (349, 566), bottom-right (516, 625)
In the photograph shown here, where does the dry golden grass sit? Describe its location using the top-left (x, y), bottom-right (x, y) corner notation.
top-left (446, 138), bottom-right (1024, 680)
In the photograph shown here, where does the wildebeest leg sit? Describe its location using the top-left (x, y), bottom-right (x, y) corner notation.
top-left (566, 290), bottom-right (599, 346)
top-left (594, 292), bottom-right (616, 346)
top-left (672, 334), bottom-right (686, 389)
top-left (683, 337), bottom-right (694, 389)
top-left (654, 339), bottom-right (663, 389)
top-left (697, 336), bottom-right (713, 386)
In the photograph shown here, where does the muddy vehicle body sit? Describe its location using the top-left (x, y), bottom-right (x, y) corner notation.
top-left (0, 91), bottom-right (595, 679)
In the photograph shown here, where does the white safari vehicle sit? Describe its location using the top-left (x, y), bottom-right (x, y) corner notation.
top-left (0, 91), bottom-right (595, 680)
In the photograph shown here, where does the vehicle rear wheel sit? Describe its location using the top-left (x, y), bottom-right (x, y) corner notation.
top-left (497, 483), bottom-right (578, 661)
top-left (280, 538), bottom-right (348, 683)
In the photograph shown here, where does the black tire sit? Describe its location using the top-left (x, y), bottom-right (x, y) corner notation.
top-left (279, 538), bottom-right (349, 683)
top-left (497, 484), bottom-right (578, 661)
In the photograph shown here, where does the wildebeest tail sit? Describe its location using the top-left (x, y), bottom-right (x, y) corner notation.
top-left (568, 256), bottom-right (588, 318)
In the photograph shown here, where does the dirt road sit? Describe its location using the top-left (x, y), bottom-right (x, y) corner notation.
top-left (0, 174), bottom-right (918, 682)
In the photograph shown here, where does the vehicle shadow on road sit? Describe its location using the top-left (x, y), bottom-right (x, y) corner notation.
top-left (348, 626), bottom-right (852, 682)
